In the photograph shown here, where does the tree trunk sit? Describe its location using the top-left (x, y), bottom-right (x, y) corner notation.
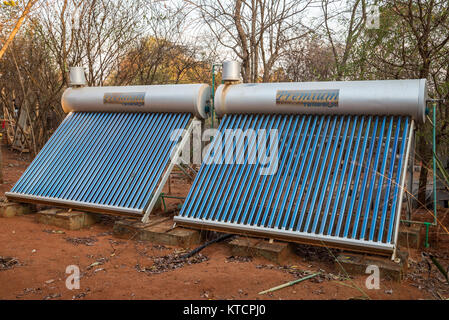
top-left (0, 140), bottom-right (3, 184)
top-left (0, 0), bottom-right (36, 60)
top-left (416, 53), bottom-right (431, 207)
top-left (417, 139), bottom-right (431, 208)
top-left (417, 160), bottom-right (429, 207)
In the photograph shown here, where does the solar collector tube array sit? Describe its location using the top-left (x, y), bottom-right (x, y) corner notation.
top-left (8, 112), bottom-right (191, 215)
top-left (176, 113), bottom-right (411, 252)
top-left (175, 78), bottom-right (424, 255)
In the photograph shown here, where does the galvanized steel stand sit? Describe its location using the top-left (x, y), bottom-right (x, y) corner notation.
top-left (141, 118), bottom-right (196, 223)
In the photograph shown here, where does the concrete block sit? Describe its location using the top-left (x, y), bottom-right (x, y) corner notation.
top-left (228, 237), bottom-right (293, 264)
top-left (113, 217), bottom-right (200, 247)
top-left (0, 202), bottom-right (35, 218)
top-left (112, 216), bottom-right (169, 238)
top-left (398, 226), bottom-right (422, 249)
top-left (335, 253), bottom-right (406, 282)
top-left (36, 209), bottom-right (99, 230)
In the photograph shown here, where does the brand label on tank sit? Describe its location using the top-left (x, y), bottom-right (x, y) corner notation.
top-left (103, 92), bottom-right (145, 106)
top-left (276, 89), bottom-right (339, 108)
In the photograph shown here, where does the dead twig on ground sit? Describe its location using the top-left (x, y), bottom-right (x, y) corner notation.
top-left (0, 256), bottom-right (20, 270)
top-left (136, 252), bottom-right (209, 275)
top-left (258, 272), bottom-right (321, 295)
top-left (64, 236), bottom-right (98, 246)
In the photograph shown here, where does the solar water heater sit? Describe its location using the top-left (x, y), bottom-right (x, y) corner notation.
top-left (7, 83), bottom-right (211, 222)
top-left (175, 75), bottom-right (426, 258)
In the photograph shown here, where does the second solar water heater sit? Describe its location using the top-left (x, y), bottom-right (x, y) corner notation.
top-left (7, 84), bottom-right (211, 221)
top-left (175, 78), bottom-right (426, 258)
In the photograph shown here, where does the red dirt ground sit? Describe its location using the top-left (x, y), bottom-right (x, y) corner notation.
top-left (0, 144), bottom-right (448, 300)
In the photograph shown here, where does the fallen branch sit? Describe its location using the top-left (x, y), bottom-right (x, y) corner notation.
top-left (429, 254), bottom-right (449, 284)
top-left (258, 272), bottom-right (321, 295)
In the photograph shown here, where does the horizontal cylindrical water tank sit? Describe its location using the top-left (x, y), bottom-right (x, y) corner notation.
top-left (62, 84), bottom-right (211, 119)
top-left (215, 79), bottom-right (427, 123)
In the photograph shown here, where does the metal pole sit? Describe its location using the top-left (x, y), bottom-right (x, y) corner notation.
top-left (211, 63), bottom-right (222, 130)
top-left (432, 102), bottom-right (437, 226)
top-left (406, 130), bottom-right (415, 223)
top-left (211, 64), bottom-right (215, 129)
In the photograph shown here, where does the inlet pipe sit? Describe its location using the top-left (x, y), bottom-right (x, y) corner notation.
top-left (211, 63), bottom-right (223, 128)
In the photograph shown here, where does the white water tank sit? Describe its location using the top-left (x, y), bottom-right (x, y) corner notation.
top-left (62, 84), bottom-right (211, 119)
top-left (215, 79), bottom-right (427, 123)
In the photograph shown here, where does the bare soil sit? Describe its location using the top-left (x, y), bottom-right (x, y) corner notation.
top-left (0, 144), bottom-right (448, 300)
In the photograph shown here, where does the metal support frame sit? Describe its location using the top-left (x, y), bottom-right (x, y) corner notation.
top-left (5, 192), bottom-right (142, 216)
top-left (405, 128), bottom-right (416, 222)
top-left (392, 119), bottom-right (415, 260)
top-left (141, 118), bottom-right (196, 223)
top-left (175, 163), bottom-right (194, 180)
top-left (174, 216), bottom-right (394, 253)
